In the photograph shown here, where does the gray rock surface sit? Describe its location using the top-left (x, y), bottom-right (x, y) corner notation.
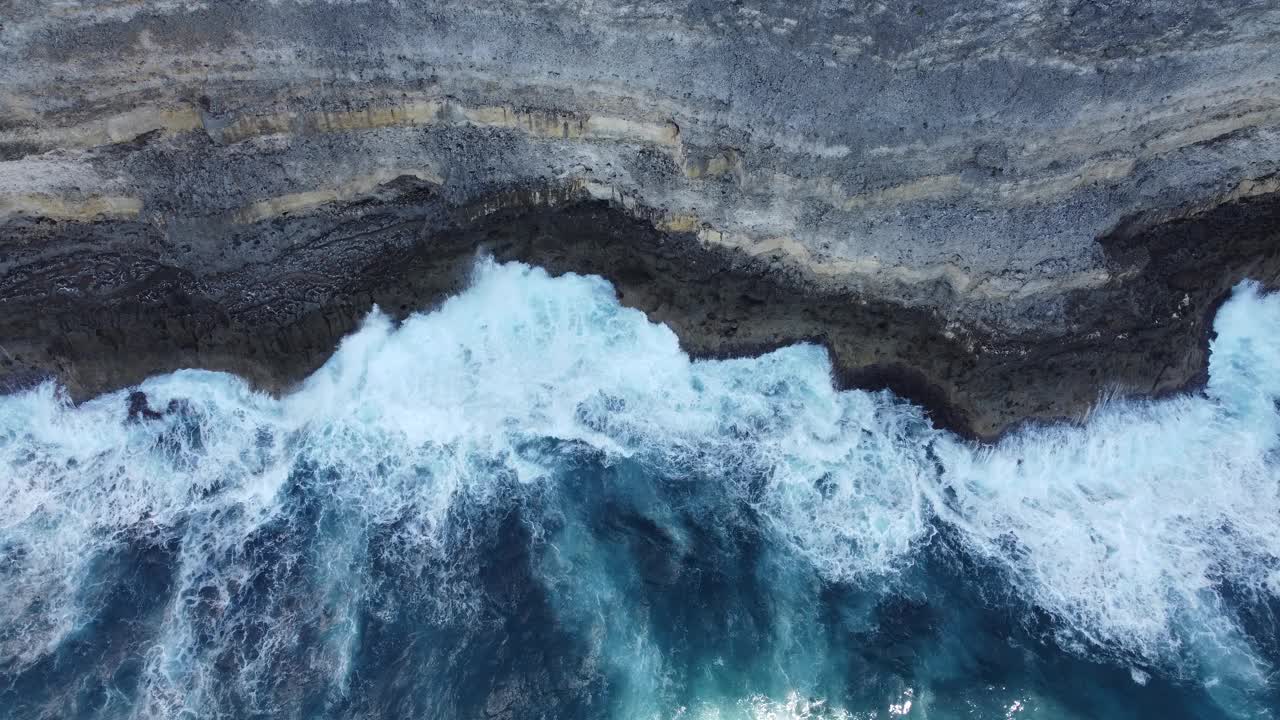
top-left (2, 0), bottom-right (1279, 438)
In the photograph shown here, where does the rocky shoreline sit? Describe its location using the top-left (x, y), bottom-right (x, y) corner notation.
top-left (2, 0), bottom-right (1279, 440)
top-left (3, 179), bottom-right (1277, 440)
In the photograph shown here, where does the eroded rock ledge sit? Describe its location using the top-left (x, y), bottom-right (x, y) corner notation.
top-left (2, 0), bottom-right (1279, 439)
top-left (4, 179), bottom-right (1279, 440)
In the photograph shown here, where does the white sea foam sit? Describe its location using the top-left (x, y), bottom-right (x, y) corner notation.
top-left (0, 260), bottom-right (1277, 715)
top-left (933, 282), bottom-right (1280, 684)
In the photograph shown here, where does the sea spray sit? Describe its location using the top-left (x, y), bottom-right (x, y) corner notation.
top-left (1, 260), bottom-right (1277, 719)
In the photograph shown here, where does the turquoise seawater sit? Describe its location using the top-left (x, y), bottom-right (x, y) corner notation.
top-left (2, 260), bottom-right (1278, 719)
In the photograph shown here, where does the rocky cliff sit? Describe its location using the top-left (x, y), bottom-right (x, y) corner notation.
top-left (2, 0), bottom-right (1279, 438)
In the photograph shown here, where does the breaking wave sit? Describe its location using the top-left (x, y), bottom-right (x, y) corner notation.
top-left (1, 259), bottom-right (1277, 719)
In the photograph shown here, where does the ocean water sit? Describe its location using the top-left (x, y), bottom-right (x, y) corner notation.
top-left (2, 259), bottom-right (1278, 720)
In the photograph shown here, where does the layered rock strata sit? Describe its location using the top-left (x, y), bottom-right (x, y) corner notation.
top-left (2, 0), bottom-right (1279, 438)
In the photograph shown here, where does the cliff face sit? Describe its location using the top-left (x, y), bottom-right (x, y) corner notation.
top-left (2, 0), bottom-right (1279, 438)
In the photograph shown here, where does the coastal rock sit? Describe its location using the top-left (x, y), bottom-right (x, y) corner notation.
top-left (2, 0), bottom-right (1279, 438)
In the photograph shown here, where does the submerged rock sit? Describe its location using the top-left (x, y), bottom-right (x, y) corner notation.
top-left (126, 391), bottom-right (163, 423)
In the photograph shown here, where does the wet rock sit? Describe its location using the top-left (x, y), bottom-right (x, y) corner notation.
top-left (1, 0), bottom-right (1278, 440)
top-left (126, 391), bottom-right (163, 423)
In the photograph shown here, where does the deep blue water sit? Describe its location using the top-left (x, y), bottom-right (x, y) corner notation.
top-left (2, 261), bottom-right (1279, 719)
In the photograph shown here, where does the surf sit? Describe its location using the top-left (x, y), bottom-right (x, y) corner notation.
top-left (1, 259), bottom-right (1277, 719)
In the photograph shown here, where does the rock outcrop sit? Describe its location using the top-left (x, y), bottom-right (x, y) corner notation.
top-left (2, 0), bottom-right (1279, 439)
